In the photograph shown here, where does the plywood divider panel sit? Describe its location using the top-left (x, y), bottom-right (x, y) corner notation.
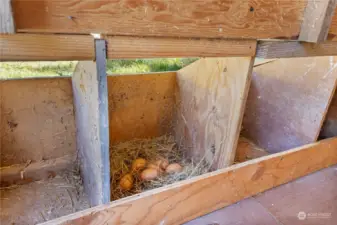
top-left (41, 137), bottom-right (337, 225)
top-left (0, 0), bottom-right (15, 33)
top-left (108, 72), bottom-right (176, 143)
top-left (175, 57), bottom-right (254, 169)
top-left (242, 57), bottom-right (337, 153)
top-left (12, 0), bottom-right (305, 39)
top-left (72, 41), bottom-right (110, 206)
top-left (0, 78), bottom-right (76, 167)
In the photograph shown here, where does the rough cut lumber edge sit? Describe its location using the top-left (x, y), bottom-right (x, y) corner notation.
top-left (40, 138), bottom-right (337, 225)
top-left (72, 40), bottom-right (110, 207)
top-left (0, 155), bottom-right (75, 187)
top-left (299, 0), bottom-right (337, 43)
top-left (175, 57), bottom-right (254, 169)
top-left (256, 40), bottom-right (337, 58)
top-left (107, 36), bottom-right (257, 58)
top-left (0, 0), bottom-right (15, 33)
top-left (0, 34), bottom-right (94, 61)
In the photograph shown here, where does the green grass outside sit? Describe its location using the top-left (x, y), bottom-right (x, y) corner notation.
top-left (0, 58), bottom-right (198, 79)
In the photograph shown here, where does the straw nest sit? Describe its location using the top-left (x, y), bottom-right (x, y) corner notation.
top-left (110, 135), bottom-right (211, 201)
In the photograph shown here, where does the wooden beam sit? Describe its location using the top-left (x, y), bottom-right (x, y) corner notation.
top-left (0, 155), bottom-right (75, 187)
top-left (256, 40), bottom-right (337, 58)
top-left (107, 36), bottom-right (257, 58)
top-left (0, 34), bottom-right (256, 61)
top-left (41, 137), bottom-right (337, 225)
top-left (0, 0), bottom-right (15, 33)
top-left (12, 0), bottom-right (306, 39)
top-left (299, 0), bottom-right (337, 43)
top-left (242, 57), bottom-right (337, 153)
top-left (72, 40), bottom-right (110, 206)
top-left (175, 57), bottom-right (254, 169)
top-left (0, 34), bottom-right (94, 61)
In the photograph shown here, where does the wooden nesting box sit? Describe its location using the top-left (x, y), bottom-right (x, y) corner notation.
top-left (71, 56), bottom-right (254, 206)
top-left (2, 56), bottom-right (337, 225)
top-left (2, 0), bottom-right (337, 222)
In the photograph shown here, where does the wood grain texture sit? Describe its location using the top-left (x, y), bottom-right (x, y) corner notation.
top-left (107, 36), bottom-right (257, 58)
top-left (0, 154), bottom-right (75, 187)
top-left (0, 0), bottom-right (15, 33)
top-left (256, 40), bottom-right (337, 58)
top-left (40, 137), bottom-right (337, 225)
top-left (175, 57), bottom-right (254, 169)
top-left (12, 0), bottom-right (305, 39)
top-left (72, 60), bottom-right (110, 206)
top-left (299, 0), bottom-right (337, 43)
top-left (235, 137), bottom-right (269, 163)
top-left (0, 34), bottom-right (94, 61)
top-left (0, 78), bottom-right (76, 167)
top-left (108, 72), bottom-right (176, 144)
top-left (242, 57), bottom-right (337, 153)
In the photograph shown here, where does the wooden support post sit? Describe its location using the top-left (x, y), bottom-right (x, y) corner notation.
top-left (175, 57), bottom-right (254, 169)
top-left (72, 39), bottom-right (110, 206)
top-left (299, 0), bottom-right (337, 43)
top-left (0, 0), bottom-right (15, 33)
top-left (41, 137), bottom-right (337, 225)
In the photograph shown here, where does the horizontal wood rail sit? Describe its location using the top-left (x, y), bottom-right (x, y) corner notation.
top-left (0, 34), bottom-right (257, 61)
top-left (0, 155), bottom-right (75, 187)
top-left (0, 34), bottom-right (94, 61)
top-left (5, 34), bottom-right (337, 61)
top-left (41, 137), bottom-right (337, 225)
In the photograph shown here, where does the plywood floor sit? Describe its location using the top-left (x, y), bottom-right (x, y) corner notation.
top-left (185, 165), bottom-right (337, 225)
top-left (0, 172), bottom-right (90, 225)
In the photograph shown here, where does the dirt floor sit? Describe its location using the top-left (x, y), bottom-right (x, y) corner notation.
top-left (0, 172), bottom-right (90, 225)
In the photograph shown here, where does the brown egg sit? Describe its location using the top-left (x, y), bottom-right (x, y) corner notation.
top-left (140, 168), bottom-right (159, 181)
top-left (119, 174), bottom-right (134, 191)
top-left (147, 162), bottom-right (165, 174)
top-left (155, 158), bottom-right (169, 170)
top-left (165, 163), bottom-right (183, 174)
top-left (131, 158), bottom-right (147, 172)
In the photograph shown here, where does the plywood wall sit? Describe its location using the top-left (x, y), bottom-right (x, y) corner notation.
top-left (242, 57), bottom-right (337, 153)
top-left (108, 72), bottom-right (176, 144)
top-left (0, 78), bottom-right (76, 167)
top-left (175, 58), bottom-right (254, 169)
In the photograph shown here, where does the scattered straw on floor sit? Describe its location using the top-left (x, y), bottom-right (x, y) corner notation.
top-left (110, 135), bottom-right (211, 201)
